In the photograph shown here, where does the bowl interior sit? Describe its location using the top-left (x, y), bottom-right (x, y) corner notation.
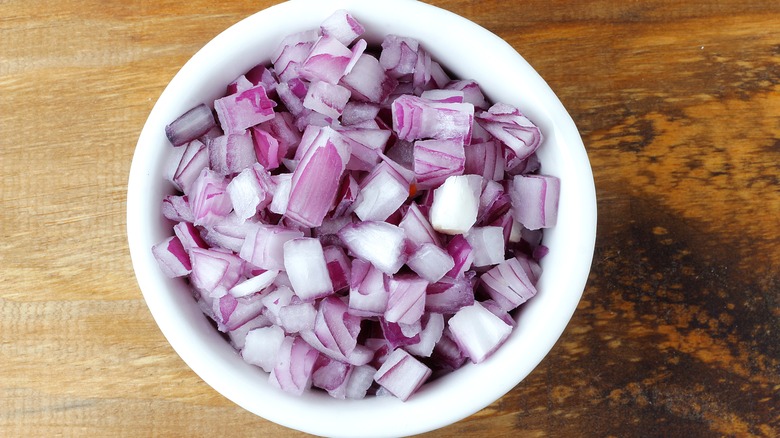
top-left (127, 0), bottom-right (597, 436)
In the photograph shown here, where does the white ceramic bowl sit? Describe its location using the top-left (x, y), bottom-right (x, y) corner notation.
top-left (127, 0), bottom-right (597, 436)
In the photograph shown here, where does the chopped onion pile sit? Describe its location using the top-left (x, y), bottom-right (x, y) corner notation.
top-left (153, 9), bottom-right (559, 402)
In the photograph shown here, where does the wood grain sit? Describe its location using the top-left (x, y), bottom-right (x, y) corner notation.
top-left (1, 0), bottom-right (777, 436)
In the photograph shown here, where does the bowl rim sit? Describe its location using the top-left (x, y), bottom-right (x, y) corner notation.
top-left (127, 0), bottom-right (597, 436)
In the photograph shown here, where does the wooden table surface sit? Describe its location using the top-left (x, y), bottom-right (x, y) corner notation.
top-left (1, 0), bottom-right (778, 436)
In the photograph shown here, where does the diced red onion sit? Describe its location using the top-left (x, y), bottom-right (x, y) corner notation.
top-left (348, 259), bottom-right (388, 317)
top-left (242, 325), bottom-right (285, 373)
top-left (379, 318), bottom-right (420, 349)
top-left (239, 224), bottom-right (304, 270)
top-left (429, 174), bottom-right (483, 235)
top-left (229, 269), bottom-right (278, 298)
top-left (151, 236), bottom-right (191, 278)
top-left (345, 364), bottom-right (377, 399)
top-left (444, 234), bottom-right (474, 279)
top-left (406, 243), bottom-right (454, 283)
top-left (430, 329), bottom-right (467, 371)
top-left (161, 195), bottom-right (193, 223)
top-left (319, 9), bottom-right (365, 46)
top-left (352, 162), bottom-right (409, 222)
top-left (337, 221), bottom-right (407, 274)
top-left (509, 174), bottom-right (561, 230)
top-left (341, 101), bottom-right (380, 126)
top-left (464, 226), bottom-right (505, 267)
top-left (379, 35), bottom-right (420, 79)
top-left (323, 245), bottom-right (351, 293)
top-left (374, 348), bottom-right (432, 401)
top-left (480, 256), bottom-right (538, 312)
top-left (285, 127), bottom-right (351, 227)
top-left (218, 293), bottom-right (267, 332)
top-left (170, 139), bottom-right (209, 195)
top-left (229, 313), bottom-right (272, 350)
top-left (476, 102), bottom-right (542, 160)
top-left (189, 168), bottom-right (233, 226)
top-left (214, 84), bottom-right (276, 135)
top-left (464, 140), bottom-right (505, 182)
top-left (269, 335), bottom-right (320, 396)
top-left (404, 313), bottom-right (445, 357)
top-left (189, 247), bottom-right (244, 294)
top-left (299, 36), bottom-right (353, 84)
top-left (384, 275), bottom-right (427, 325)
top-left (261, 285), bottom-right (295, 326)
top-left (392, 95), bottom-right (474, 143)
top-left (424, 276), bottom-right (475, 314)
top-left (153, 10), bottom-right (561, 403)
top-left (278, 301), bottom-right (317, 333)
top-left (165, 103), bottom-right (217, 146)
top-left (283, 237), bottom-right (334, 302)
top-left (448, 301), bottom-right (512, 364)
top-left (413, 138), bottom-right (466, 190)
top-left (312, 355), bottom-right (351, 398)
top-left (303, 81), bottom-right (352, 119)
top-left (226, 163), bottom-right (272, 222)
top-left (340, 53), bottom-right (398, 103)
top-left (173, 221), bottom-right (207, 251)
top-left (398, 202), bottom-right (441, 249)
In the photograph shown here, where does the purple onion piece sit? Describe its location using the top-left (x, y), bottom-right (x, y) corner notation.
top-left (165, 103), bottom-right (217, 146)
top-left (509, 174), bottom-right (561, 230)
top-left (374, 348), bottom-right (432, 401)
top-left (151, 236), bottom-right (191, 278)
top-left (448, 301), bottom-right (512, 364)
